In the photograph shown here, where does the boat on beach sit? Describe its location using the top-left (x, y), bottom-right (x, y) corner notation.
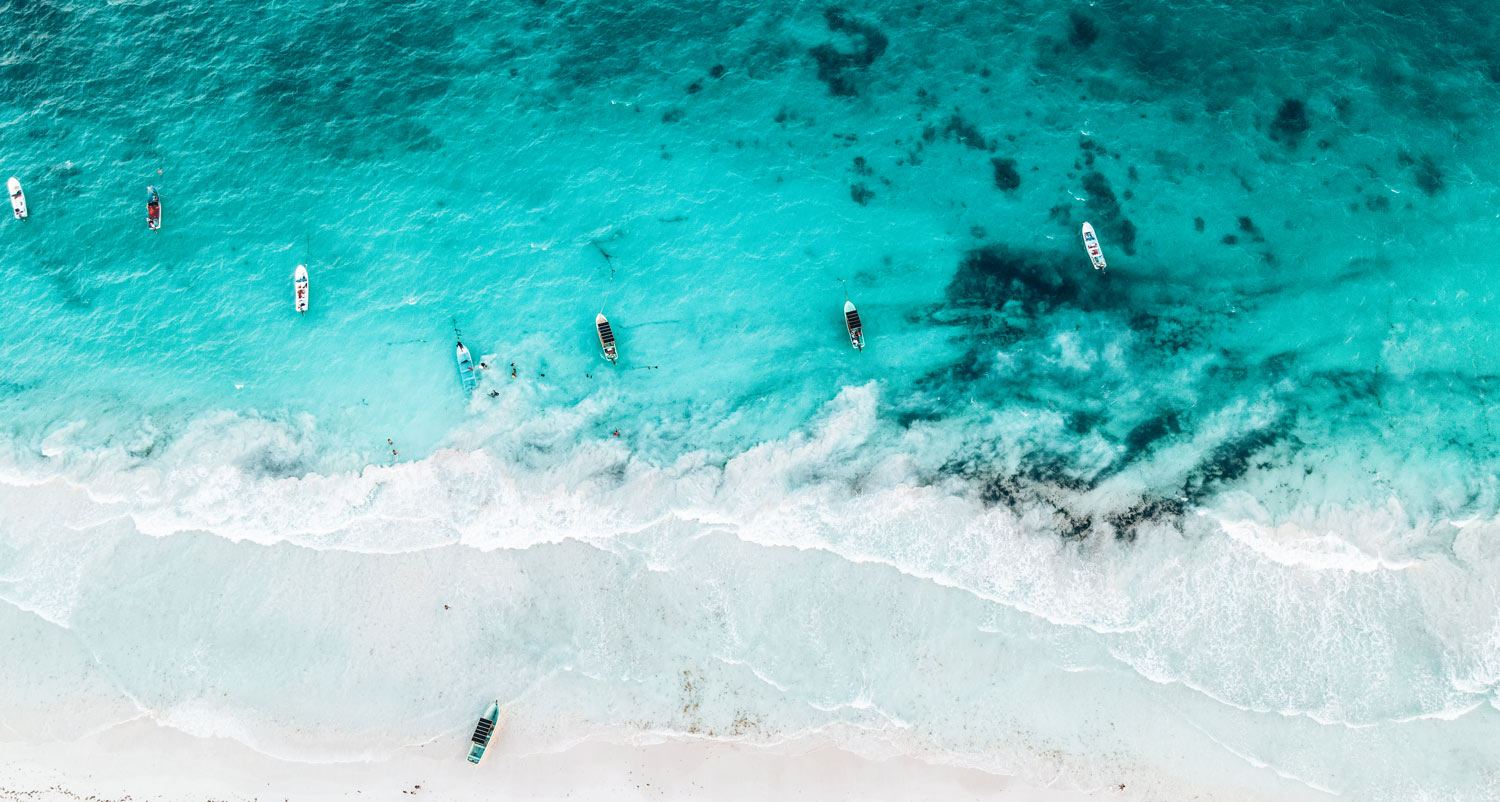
top-left (1081, 222), bottom-right (1106, 269)
top-left (147, 186), bottom-right (162, 231)
top-left (294, 264), bottom-right (309, 314)
top-left (844, 300), bottom-right (864, 350)
top-left (467, 701), bottom-right (500, 764)
top-left (8, 177), bottom-right (27, 220)
top-left (596, 313), bottom-right (618, 364)
top-left (456, 340), bottom-right (478, 392)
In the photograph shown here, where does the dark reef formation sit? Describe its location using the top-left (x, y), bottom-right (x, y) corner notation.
top-left (1067, 11), bottom-right (1099, 50)
top-left (808, 7), bottom-right (889, 97)
top-left (991, 158), bottom-right (1021, 191)
top-left (1081, 171), bottom-right (1138, 255)
top-left (1268, 98), bottom-right (1309, 147)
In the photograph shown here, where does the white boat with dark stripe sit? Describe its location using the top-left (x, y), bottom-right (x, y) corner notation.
top-left (1081, 222), bottom-right (1107, 270)
top-left (844, 300), bottom-right (864, 350)
top-left (8, 177), bottom-right (27, 220)
top-left (596, 313), bottom-right (618, 364)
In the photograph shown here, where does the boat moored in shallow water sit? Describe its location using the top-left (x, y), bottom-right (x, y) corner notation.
top-left (1081, 222), bottom-right (1106, 270)
top-left (8, 177), bottom-right (27, 220)
top-left (467, 701), bottom-right (500, 764)
top-left (596, 313), bottom-right (618, 364)
top-left (456, 340), bottom-right (478, 392)
top-left (147, 186), bottom-right (162, 230)
top-left (844, 300), bottom-right (864, 350)
top-left (294, 265), bottom-right (309, 314)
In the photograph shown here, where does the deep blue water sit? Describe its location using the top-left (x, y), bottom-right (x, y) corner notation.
top-left (2, 1), bottom-right (1499, 798)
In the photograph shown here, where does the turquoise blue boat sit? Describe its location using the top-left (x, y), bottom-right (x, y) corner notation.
top-left (467, 701), bottom-right (500, 764)
top-left (455, 341), bottom-right (478, 393)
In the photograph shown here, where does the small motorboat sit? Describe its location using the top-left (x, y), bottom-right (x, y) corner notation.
top-left (596, 313), bottom-right (618, 364)
top-left (467, 701), bottom-right (501, 764)
top-left (7, 177), bottom-right (27, 220)
top-left (844, 300), bottom-right (864, 350)
top-left (294, 264), bottom-right (309, 314)
top-left (456, 340), bottom-right (478, 392)
top-left (147, 186), bottom-right (162, 231)
top-left (1081, 222), bottom-right (1106, 270)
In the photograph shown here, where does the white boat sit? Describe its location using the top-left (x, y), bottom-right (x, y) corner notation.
top-left (1081, 222), bottom-right (1106, 270)
top-left (8, 177), bottom-right (27, 220)
top-left (844, 300), bottom-right (864, 350)
top-left (294, 264), bottom-right (309, 314)
top-left (147, 186), bottom-right (161, 231)
top-left (456, 341), bottom-right (478, 392)
top-left (596, 313), bottom-right (618, 364)
top-left (467, 701), bottom-right (500, 764)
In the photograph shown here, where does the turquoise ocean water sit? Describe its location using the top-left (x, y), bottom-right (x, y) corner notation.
top-left (3, 0), bottom-right (1500, 797)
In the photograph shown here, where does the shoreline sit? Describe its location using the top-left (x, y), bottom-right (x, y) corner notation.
top-left (0, 717), bottom-right (1116, 802)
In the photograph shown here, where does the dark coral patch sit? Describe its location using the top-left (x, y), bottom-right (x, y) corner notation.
top-left (1081, 171), bottom-right (1137, 254)
top-left (1107, 497), bottom-right (1186, 542)
top-left (850, 183), bottom-right (875, 205)
top-left (947, 246), bottom-right (1093, 312)
top-left (1413, 155), bottom-right (1444, 195)
top-left (1128, 312), bottom-right (1204, 354)
top-left (1237, 216), bottom-right (1264, 242)
top-left (1067, 11), bottom-right (1099, 50)
top-left (1069, 409), bottom-right (1102, 435)
top-left (944, 112), bottom-right (990, 150)
top-left (1118, 220), bottom-right (1138, 253)
top-left (991, 157), bottom-right (1021, 191)
top-left (1081, 172), bottom-right (1117, 212)
top-left (1181, 420), bottom-right (1294, 502)
top-left (1269, 98), bottom-right (1309, 147)
top-left (1123, 410), bottom-right (1182, 459)
top-left (808, 7), bottom-right (889, 97)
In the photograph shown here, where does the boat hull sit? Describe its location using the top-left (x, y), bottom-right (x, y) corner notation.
top-left (294, 265), bottom-right (309, 314)
top-left (7, 177), bottom-right (27, 220)
top-left (844, 300), bottom-right (864, 350)
top-left (467, 702), bottom-right (500, 764)
top-left (456, 342), bottom-right (478, 392)
top-left (147, 187), bottom-right (161, 231)
top-left (1081, 222), bottom-right (1107, 269)
top-left (596, 313), bottom-right (618, 363)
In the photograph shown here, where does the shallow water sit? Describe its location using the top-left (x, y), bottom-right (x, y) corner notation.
top-left (2, 0), bottom-right (1499, 798)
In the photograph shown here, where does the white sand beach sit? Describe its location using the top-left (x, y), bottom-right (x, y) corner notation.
top-left (0, 717), bottom-right (1117, 802)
